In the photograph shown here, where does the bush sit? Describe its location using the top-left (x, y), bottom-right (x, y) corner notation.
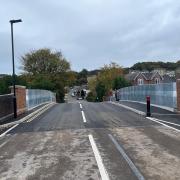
top-left (95, 82), bottom-right (106, 102)
top-left (86, 92), bottom-right (96, 102)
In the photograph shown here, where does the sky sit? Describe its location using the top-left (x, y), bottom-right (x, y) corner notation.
top-left (0, 0), bottom-right (180, 74)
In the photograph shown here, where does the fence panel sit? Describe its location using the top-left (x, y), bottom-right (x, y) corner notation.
top-left (118, 83), bottom-right (177, 109)
top-left (26, 89), bottom-right (56, 110)
top-left (0, 94), bottom-right (13, 121)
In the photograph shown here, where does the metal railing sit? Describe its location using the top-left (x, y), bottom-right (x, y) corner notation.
top-left (26, 89), bottom-right (56, 110)
top-left (117, 83), bottom-right (177, 109)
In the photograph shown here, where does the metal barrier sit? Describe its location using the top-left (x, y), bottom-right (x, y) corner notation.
top-left (118, 83), bottom-right (177, 109)
top-left (26, 89), bottom-right (56, 110)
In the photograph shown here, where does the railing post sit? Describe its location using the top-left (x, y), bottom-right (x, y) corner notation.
top-left (146, 96), bottom-right (151, 117)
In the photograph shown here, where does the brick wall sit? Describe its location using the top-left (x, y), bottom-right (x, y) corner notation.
top-left (10, 85), bottom-right (26, 115)
top-left (177, 79), bottom-right (180, 112)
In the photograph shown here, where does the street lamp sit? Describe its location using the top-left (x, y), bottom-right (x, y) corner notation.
top-left (9, 19), bottom-right (22, 118)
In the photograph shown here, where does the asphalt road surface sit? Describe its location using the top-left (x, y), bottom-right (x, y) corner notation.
top-left (0, 99), bottom-right (180, 180)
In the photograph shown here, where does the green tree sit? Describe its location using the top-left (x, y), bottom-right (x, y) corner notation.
top-left (20, 48), bottom-right (71, 103)
top-left (76, 69), bottom-right (88, 85)
top-left (0, 75), bottom-right (27, 95)
top-left (112, 76), bottom-right (131, 90)
top-left (96, 81), bottom-right (106, 102)
top-left (97, 62), bottom-right (123, 94)
top-left (86, 91), bottom-right (96, 102)
top-left (30, 75), bottom-right (55, 90)
top-left (21, 48), bottom-right (70, 75)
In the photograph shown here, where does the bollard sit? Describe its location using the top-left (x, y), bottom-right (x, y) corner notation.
top-left (146, 96), bottom-right (151, 117)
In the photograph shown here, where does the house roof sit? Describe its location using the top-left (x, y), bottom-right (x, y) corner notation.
top-left (125, 72), bottom-right (139, 81)
top-left (125, 71), bottom-right (163, 81)
top-left (162, 74), bottom-right (176, 83)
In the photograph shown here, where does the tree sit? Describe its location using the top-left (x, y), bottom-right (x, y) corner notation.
top-left (0, 75), bottom-right (27, 95)
top-left (86, 91), bottom-right (96, 102)
top-left (21, 48), bottom-right (70, 75)
top-left (76, 69), bottom-right (88, 85)
top-left (97, 62), bottom-right (123, 93)
top-left (20, 48), bottom-right (71, 103)
top-left (112, 76), bottom-right (131, 90)
top-left (30, 75), bottom-right (55, 90)
top-left (96, 81), bottom-right (106, 102)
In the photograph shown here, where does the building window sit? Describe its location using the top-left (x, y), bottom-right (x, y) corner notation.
top-left (138, 78), bottom-right (144, 85)
top-left (155, 78), bottom-right (160, 84)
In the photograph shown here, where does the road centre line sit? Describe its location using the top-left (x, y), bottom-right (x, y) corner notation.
top-left (80, 103), bottom-right (82, 109)
top-left (108, 134), bottom-right (145, 180)
top-left (88, 134), bottom-right (110, 180)
top-left (146, 117), bottom-right (180, 132)
top-left (81, 111), bottom-right (86, 123)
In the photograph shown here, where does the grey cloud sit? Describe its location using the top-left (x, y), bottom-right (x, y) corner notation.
top-left (0, 0), bottom-right (180, 74)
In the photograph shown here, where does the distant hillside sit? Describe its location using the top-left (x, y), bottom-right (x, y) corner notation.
top-left (88, 69), bottom-right (101, 76)
top-left (130, 61), bottom-right (180, 71)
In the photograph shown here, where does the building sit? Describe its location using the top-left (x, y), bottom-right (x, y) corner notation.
top-left (125, 71), bottom-right (175, 86)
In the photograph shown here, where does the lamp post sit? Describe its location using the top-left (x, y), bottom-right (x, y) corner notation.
top-left (9, 19), bottom-right (22, 118)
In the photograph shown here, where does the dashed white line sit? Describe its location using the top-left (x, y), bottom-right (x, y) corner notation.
top-left (81, 111), bottom-right (87, 123)
top-left (80, 103), bottom-right (82, 109)
top-left (146, 117), bottom-right (180, 132)
top-left (0, 124), bottom-right (19, 138)
top-left (109, 134), bottom-right (145, 180)
top-left (88, 134), bottom-right (110, 180)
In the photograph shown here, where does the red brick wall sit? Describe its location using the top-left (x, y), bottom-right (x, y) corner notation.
top-left (11, 86), bottom-right (26, 115)
top-left (177, 79), bottom-right (180, 112)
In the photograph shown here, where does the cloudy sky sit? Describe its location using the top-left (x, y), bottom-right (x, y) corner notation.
top-left (0, 0), bottom-right (180, 74)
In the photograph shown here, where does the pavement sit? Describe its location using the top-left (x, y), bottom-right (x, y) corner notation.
top-left (118, 100), bottom-right (180, 129)
top-left (0, 97), bottom-right (180, 179)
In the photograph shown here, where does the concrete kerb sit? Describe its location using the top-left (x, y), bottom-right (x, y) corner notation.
top-left (0, 102), bottom-right (55, 129)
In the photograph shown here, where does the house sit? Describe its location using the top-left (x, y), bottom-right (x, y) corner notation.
top-left (125, 71), bottom-right (175, 86)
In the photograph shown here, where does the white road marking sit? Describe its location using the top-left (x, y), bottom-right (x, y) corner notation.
top-left (81, 111), bottom-right (87, 123)
top-left (0, 134), bottom-right (16, 149)
top-left (0, 124), bottom-right (19, 138)
top-left (88, 134), bottom-right (110, 180)
top-left (26, 104), bottom-right (54, 123)
top-left (109, 102), bottom-right (180, 132)
top-left (152, 118), bottom-right (180, 127)
top-left (146, 117), bottom-right (180, 132)
top-left (108, 134), bottom-right (145, 180)
top-left (80, 103), bottom-right (82, 109)
top-left (0, 103), bottom-right (55, 128)
top-left (109, 102), bottom-right (145, 115)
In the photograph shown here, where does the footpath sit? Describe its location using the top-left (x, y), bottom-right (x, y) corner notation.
top-left (110, 100), bottom-right (180, 127)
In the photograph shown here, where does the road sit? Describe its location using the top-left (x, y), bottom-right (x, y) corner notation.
top-left (0, 99), bottom-right (180, 179)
